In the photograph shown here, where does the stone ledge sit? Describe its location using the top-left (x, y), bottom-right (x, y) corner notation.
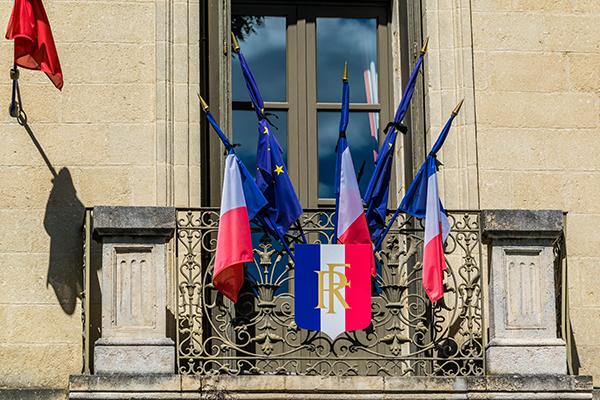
top-left (93, 206), bottom-right (176, 237)
top-left (481, 209), bottom-right (563, 241)
top-left (0, 388), bottom-right (67, 400)
top-left (68, 374), bottom-right (594, 400)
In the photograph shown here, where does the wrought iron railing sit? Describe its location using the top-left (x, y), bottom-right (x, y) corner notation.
top-left (175, 208), bottom-right (485, 376)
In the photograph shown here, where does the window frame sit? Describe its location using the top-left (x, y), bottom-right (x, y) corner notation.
top-left (231, 1), bottom-right (395, 208)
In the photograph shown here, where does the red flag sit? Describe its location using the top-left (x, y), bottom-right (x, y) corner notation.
top-left (5, 0), bottom-right (63, 90)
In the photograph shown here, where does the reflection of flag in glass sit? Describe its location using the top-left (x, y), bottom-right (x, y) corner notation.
top-left (363, 61), bottom-right (379, 161)
top-left (232, 36), bottom-right (303, 237)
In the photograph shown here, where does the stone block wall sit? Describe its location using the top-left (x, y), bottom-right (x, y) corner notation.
top-left (471, 0), bottom-right (600, 379)
top-left (0, 0), bottom-right (157, 391)
top-left (423, 0), bottom-right (600, 380)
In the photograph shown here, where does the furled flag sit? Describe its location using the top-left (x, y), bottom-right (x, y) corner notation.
top-left (394, 100), bottom-right (463, 302)
top-left (364, 38), bottom-right (429, 244)
top-left (213, 153), bottom-right (255, 302)
top-left (6, 0), bottom-right (63, 89)
top-left (334, 63), bottom-right (375, 276)
top-left (198, 95), bottom-right (298, 302)
top-left (231, 34), bottom-right (303, 238)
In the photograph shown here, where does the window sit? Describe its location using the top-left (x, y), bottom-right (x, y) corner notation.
top-left (232, 2), bottom-right (392, 207)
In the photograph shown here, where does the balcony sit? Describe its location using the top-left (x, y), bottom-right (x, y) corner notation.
top-left (71, 206), bottom-right (585, 399)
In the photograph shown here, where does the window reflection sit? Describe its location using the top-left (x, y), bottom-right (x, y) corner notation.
top-left (232, 16), bottom-right (286, 102)
top-left (232, 110), bottom-right (288, 175)
top-left (318, 112), bottom-right (378, 198)
top-left (316, 18), bottom-right (377, 103)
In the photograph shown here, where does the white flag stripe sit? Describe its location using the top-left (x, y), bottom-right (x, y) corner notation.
top-left (220, 154), bottom-right (246, 214)
top-left (337, 148), bottom-right (363, 236)
top-left (320, 244), bottom-right (346, 340)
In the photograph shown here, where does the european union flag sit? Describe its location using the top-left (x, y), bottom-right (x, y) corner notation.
top-left (198, 94), bottom-right (295, 259)
top-left (364, 38), bottom-right (428, 243)
top-left (232, 34), bottom-right (303, 238)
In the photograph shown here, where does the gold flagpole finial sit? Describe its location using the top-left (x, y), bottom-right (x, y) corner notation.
top-left (420, 37), bottom-right (430, 55)
top-left (197, 93), bottom-right (209, 112)
top-left (231, 33), bottom-right (240, 53)
top-left (342, 62), bottom-right (348, 81)
top-left (452, 98), bottom-right (464, 116)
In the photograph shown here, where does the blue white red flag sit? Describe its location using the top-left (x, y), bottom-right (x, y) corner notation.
top-left (395, 102), bottom-right (462, 302)
top-left (213, 153), bottom-right (256, 303)
top-left (333, 65), bottom-right (376, 276)
top-left (295, 244), bottom-right (372, 339)
top-left (421, 157), bottom-right (451, 302)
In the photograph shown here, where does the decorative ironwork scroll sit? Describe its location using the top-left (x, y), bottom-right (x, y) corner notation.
top-left (176, 208), bottom-right (484, 376)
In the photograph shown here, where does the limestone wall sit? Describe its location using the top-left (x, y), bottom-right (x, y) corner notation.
top-left (423, 0), bottom-right (600, 379)
top-left (0, 0), bottom-right (157, 389)
top-left (472, 0), bottom-right (600, 379)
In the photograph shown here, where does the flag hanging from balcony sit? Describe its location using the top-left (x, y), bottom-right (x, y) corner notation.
top-left (232, 34), bottom-right (303, 238)
top-left (295, 244), bottom-right (372, 339)
top-left (213, 153), bottom-right (259, 303)
top-left (333, 64), bottom-right (375, 276)
top-left (364, 38), bottom-right (429, 244)
top-left (6, 0), bottom-right (63, 89)
top-left (396, 100), bottom-right (462, 302)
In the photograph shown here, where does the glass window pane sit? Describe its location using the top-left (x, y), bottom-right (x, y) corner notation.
top-left (318, 111), bottom-right (378, 199)
top-left (232, 110), bottom-right (288, 175)
top-left (232, 16), bottom-right (286, 102)
top-left (316, 18), bottom-right (377, 103)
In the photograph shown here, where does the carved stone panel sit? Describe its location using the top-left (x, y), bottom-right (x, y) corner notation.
top-left (504, 249), bottom-right (543, 329)
top-left (101, 238), bottom-right (167, 340)
top-left (112, 247), bottom-right (156, 330)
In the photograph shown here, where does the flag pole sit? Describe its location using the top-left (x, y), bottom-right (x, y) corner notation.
top-left (375, 98), bottom-right (463, 251)
top-left (198, 94), bottom-right (296, 262)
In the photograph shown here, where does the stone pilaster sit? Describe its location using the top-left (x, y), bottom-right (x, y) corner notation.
top-left (92, 206), bottom-right (176, 374)
top-left (482, 209), bottom-right (567, 375)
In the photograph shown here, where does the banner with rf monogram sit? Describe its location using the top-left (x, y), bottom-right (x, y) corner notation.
top-left (294, 244), bottom-right (372, 339)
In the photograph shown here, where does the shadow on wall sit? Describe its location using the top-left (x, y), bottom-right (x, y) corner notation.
top-left (44, 167), bottom-right (85, 315)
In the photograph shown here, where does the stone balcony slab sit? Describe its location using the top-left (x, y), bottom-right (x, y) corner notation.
top-left (68, 374), bottom-right (594, 400)
top-left (93, 206), bottom-right (176, 236)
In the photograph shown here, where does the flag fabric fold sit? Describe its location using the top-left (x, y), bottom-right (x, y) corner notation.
top-left (334, 68), bottom-right (376, 276)
top-left (213, 153), bottom-right (256, 302)
top-left (395, 109), bottom-right (459, 302)
top-left (6, 0), bottom-right (63, 90)
top-left (364, 50), bottom-right (425, 242)
top-left (201, 97), bottom-right (298, 302)
top-left (233, 41), bottom-right (303, 237)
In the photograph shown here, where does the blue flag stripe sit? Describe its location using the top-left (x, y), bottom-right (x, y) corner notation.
top-left (294, 244), bottom-right (320, 331)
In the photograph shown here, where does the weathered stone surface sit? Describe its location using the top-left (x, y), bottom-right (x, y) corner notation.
top-left (481, 209), bottom-right (563, 240)
top-left (94, 339), bottom-right (175, 375)
top-left (68, 374), bottom-right (594, 399)
top-left (93, 206), bottom-right (176, 236)
top-left (487, 341), bottom-right (567, 374)
top-left (0, 389), bottom-right (67, 400)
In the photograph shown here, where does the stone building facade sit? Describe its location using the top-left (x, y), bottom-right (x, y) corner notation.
top-left (0, 0), bottom-right (598, 398)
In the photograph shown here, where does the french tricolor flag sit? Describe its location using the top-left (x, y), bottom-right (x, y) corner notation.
top-left (213, 154), bottom-right (254, 302)
top-left (295, 244), bottom-right (372, 339)
top-left (336, 144), bottom-right (377, 276)
top-left (398, 102), bottom-right (461, 303)
top-left (422, 157), bottom-right (451, 303)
